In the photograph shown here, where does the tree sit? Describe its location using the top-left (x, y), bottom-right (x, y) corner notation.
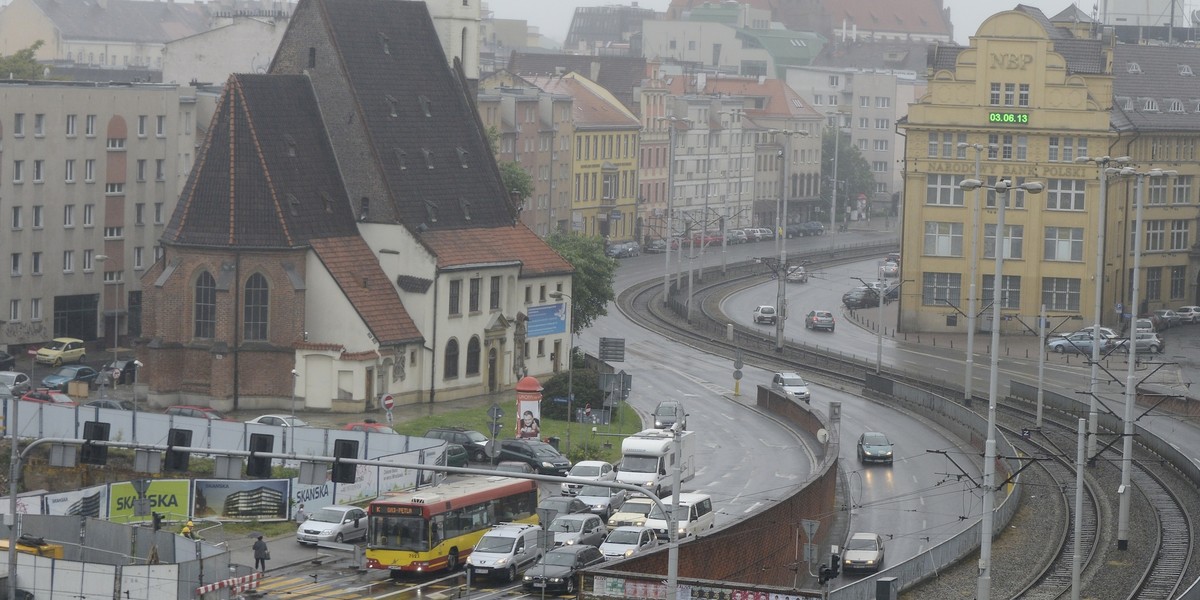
top-left (820, 126), bottom-right (874, 223)
top-left (0, 41), bottom-right (45, 80)
top-left (544, 232), bottom-right (616, 335)
top-left (500, 160), bottom-right (534, 203)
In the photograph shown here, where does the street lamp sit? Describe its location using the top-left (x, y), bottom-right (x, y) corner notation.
top-left (827, 111), bottom-right (847, 244)
top-left (957, 142), bottom-right (995, 406)
top-left (959, 177), bottom-right (1044, 600)
top-left (290, 369), bottom-right (299, 453)
top-left (771, 129), bottom-right (809, 352)
top-left (1118, 167), bottom-right (1174, 551)
top-left (851, 277), bottom-right (885, 374)
top-left (548, 291), bottom-right (574, 453)
top-left (1074, 155), bottom-right (1131, 460)
top-left (656, 116), bottom-right (692, 307)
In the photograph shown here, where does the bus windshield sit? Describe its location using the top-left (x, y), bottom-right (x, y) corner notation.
top-left (369, 515), bottom-right (428, 551)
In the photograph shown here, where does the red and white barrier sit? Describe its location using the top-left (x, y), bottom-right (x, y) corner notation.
top-left (195, 571), bottom-right (262, 596)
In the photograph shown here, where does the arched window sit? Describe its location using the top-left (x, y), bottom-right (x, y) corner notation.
top-left (194, 271), bottom-right (216, 338)
top-left (461, 27), bottom-right (468, 64)
top-left (466, 336), bottom-right (481, 376)
top-left (444, 339), bottom-right (459, 379)
top-left (244, 273), bottom-right (269, 340)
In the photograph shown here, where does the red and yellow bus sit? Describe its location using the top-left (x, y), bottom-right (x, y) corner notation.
top-left (365, 475), bottom-right (538, 576)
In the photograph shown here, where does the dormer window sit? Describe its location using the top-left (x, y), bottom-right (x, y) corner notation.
top-left (385, 95), bottom-right (399, 118)
top-left (422, 148), bottom-right (435, 169)
top-left (425, 199), bottom-right (439, 223)
top-left (378, 32), bottom-right (390, 55)
top-left (359, 197), bottom-right (370, 221)
top-left (394, 148), bottom-right (407, 170)
top-left (459, 197), bottom-right (471, 221)
top-left (418, 95), bottom-right (432, 118)
top-left (1169, 99), bottom-right (1185, 112)
top-left (287, 194), bottom-right (300, 216)
top-left (1180, 64), bottom-right (1194, 76)
top-left (456, 147), bottom-right (470, 168)
top-left (320, 191), bottom-right (333, 213)
top-left (1128, 62), bottom-right (1142, 74)
top-left (1144, 98), bottom-right (1159, 111)
top-left (1122, 97), bottom-right (1134, 111)
top-left (284, 134), bottom-right (297, 157)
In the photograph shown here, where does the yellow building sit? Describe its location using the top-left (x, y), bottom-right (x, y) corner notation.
top-left (899, 6), bottom-right (1200, 333)
top-left (524, 73), bottom-right (641, 240)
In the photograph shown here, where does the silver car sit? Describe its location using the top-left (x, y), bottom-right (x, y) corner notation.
top-left (574, 484), bottom-right (628, 520)
top-left (296, 505), bottom-right (367, 545)
top-left (771, 372), bottom-right (811, 403)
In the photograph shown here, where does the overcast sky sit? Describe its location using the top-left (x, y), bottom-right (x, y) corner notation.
top-left (484, 0), bottom-right (1080, 46)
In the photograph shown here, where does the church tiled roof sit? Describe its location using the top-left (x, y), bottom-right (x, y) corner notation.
top-left (30, 0), bottom-right (210, 44)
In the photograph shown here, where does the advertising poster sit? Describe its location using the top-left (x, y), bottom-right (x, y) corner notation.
top-left (193, 479), bottom-right (289, 520)
top-left (0, 491), bottom-right (47, 516)
top-left (527, 303), bottom-right (567, 337)
top-left (291, 480), bottom-right (336, 514)
top-left (333, 465), bottom-right (380, 505)
top-left (45, 484), bottom-right (108, 518)
top-left (108, 480), bottom-right (190, 523)
top-left (516, 398), bottom-right (541, 439)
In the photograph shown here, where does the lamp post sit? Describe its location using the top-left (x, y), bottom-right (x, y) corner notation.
top-left (1118, 167), bottom-right (1174, 550)
top-left (960, 177), bottom-right (1044, 600)
top-left (548, 291), bottom-right (574, 453)
top-left (1075, 155), bottom-right (1131, 460)
top-left (957, 142), bottom-right (993, 406)
top-left (656, 116), bottom-right (691, 306)
top-left (852, 277), bottom-right (885, 374)
top-left (772, 129), bottom-right (808, 352)
top-left (828, 110), bottom-right (846, 245)
top-left (290, 368), bottom-right (299, 454)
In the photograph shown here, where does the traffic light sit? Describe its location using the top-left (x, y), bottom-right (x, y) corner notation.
top-left (818, 567), bottom-right (830, 585)
top-left (830, 551), bottom-right (841, 578)
top-left (246, 433), bottom-right (274, 478)
top-left (332, 439), bottom-right (359, 484)
top-left (165, 428), bottom-right (193, 472)
top-left (81, 421), bottom-right (110, 465)
top-left (152, 512), bottom-right (163, 531)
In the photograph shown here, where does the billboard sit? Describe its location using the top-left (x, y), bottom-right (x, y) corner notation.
top-left (45, 484), bottom-right (108, 518)
top-left (194, 479), bottom-right (289, 520)
top-left (108, 480), bottom-right (190, 523)
top-left (527, 303), bottom-right (567, 337)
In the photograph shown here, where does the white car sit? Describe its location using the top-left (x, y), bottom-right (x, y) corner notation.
top-left (753, 305), bottom-right (777, 324)
top-left (246, 414), bottom-right (310, 428)
top-left (1134, 318), bottom-right (1156, 334)
top-left (1174, 305), bottom-right (1200, 323)
top-left (599, 526), bottom-right (659, 560)
top-left (296, 505), bottom-right (367, 545)
top-left (842, 532), bottom-right (885, 572)
top-left (560, 460), bottom-right (616, 496)
top-left (1063, 326), bottom-right (1118, 339)
top-left (771, 371), bottom-right (811, 403)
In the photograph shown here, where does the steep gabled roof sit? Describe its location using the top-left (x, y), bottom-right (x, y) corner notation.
top-left (310, 236), bottom-right (423, 345)
top-left (420, 225), bottom-right (574, 277)
top-left (508, 51), bottom-right (646, 112)
top-left (164, 74), bottom-right (360, 249)
top-left (818, 0), bottom-right (952, 37)
top-left (663, 76), bottom-right (822, 120)
top-left (522, 73), bottom-right (640, 130)
top-left (300, 0), bottom-right (516, 231)
top-left (1112, 44), bottom-right (1200, 132)
top-left (31, 0), bottom-right (210, 44)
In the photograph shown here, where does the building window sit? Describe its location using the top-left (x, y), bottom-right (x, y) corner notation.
top-left (874, 139), bottom-right (888, 151)
top-left (1045, 179), bottom-right (1086, 210)
top-left (1144, 220), bottom-right (1165, 251)
top-left (33, 114), bottom-right (45, 135)
top-left (444, 339), bottom-right (459, 379)
top-left (490, 275), bottom-right (501, 310)
top-left (524, 285), bottom-right (532, 304)
top-left (925, 174), bottom-right (964, 206)
top-left (448, 279), bottom-right (461, 315)
top-left (29, 299), bottom-right (40, 320)
top-left (1015, 136), bottom-right (1028, 161)
top-left (859, 95), bottom-right (870, 107)
top-left (85, 159), bottom-right (95, 182)
top-left (156, 115), bottom-right (166, 137)
top-left (872, 161), bottom-right (888, 172)
top-left (105, 183), bottom-right (124, 195)
top-left (137, 115), bottom-right (147, 137)
top-left (106, 137), bottom-right (125, 150)
top-left (922, 272), bottom-right (962, 306)
top-left (65, 159), bottom-right (75, 182)
top-left (194, 271), bottom-right (216, 338)
top-left (103, 270), bottom-right (122, 284)
top-left (12, 160), bottom-right (23, 183)
top-left (135, 203), bottom-right (144, 225)
top-left (33, 160), bottom-right (44, 182)
top-left (875, 96), bottom-right (891, 108)
top-left (1004, 83), bottom-right (1015, 106)
top-left (1145, 267), bottom-right (1162, 300)
top-left (923, 222), bottom-right (962, 256)
top-left (10, 253), bottom-right (21, 276)
top-left (8, 300), bottom-right (17, 321)
top-left (1170, 266), bottom-right (1186, 299)
top-left (989, 83), bottom-right (1001, 105)
top-left (1048, 137), bottom-right (1087, 162)
top-left (83, 204), bottom-right (94, 227)
top-left (244, 273), bottom-right (269, 341)
top-left (31, 252), bottom-right (41, 275)
top-left (83, 249), bottom-right (94, 272)
top-left (63, 205), bottom-right (74, 227)
top-left (134, 246), bottom-right (144, 269)
top-left (1147, 178), bottom-right (1168, 205)
top-left (13, 113), bottom-right (23, 136)
top-left (1173, 175), bottom-right (1192, 204)
top-left (66, 114), bottom-right (76, 136)
top-left (62, 250), bottom-right (73, 273)
top-left (10, 207), bottom-right (21, 230)
top-left (874, 118), bottom-right (890, 129)
top-left (85, 114), bottom-right (96, 136)
top-left (469, 277), bottom-right (481, 312)
top-left (32, 206), bottom-right (42, 228)
top-left (828, 75), bottom-right (839, 87)
top-left (983, 224), bottom-right (1024, 259)
top-left (154, 203), bottom-right (164, 224)
top-left (466, 336), bottom-right (481, 376)
top-left (1042, 277), bottom-right (1081, 311)
top-left (104, 226), bottom-right (123, 239)
top-left (156, 159), bottom-right (166, 181)
top-left (1044, 226), bottom-right (1084, 261)
top-left (1171, 219), bottom-right (1189, 249)
top-left (136, 159), bottom-right (147, 181)
top-left (982, 275), bottom-right (1021, 309)
top-left (1018, 84), bottom-right (1030, 107)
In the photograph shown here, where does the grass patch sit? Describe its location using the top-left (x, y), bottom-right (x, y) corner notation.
top-left (394, 403), bottom-right (645, 464)
top-left (222, 520), bottom-right (298, 538)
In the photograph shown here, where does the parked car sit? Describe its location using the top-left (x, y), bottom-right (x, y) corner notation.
top-left (842, 288), bottom-right (878, 309)
top-left (884, 284), bottom-right (900, 303)
top-left (343, 419), bottom-right (396, 434)
top-left (102, 359), bottom-right (139, 385)
top-left (605, 241), bottom-right (641, 258)
top-left (1060, 326), bottom-right (1118, 340)
top-left (1134, 318), bottom-right (1156, 334)
top-left (786, 265), bottom-right (809, 283)
top-left (21, 389), bottom-right (77, 406)
top-left (796, 221), bottom-right (826, 236)
top-left (165, 405), bottom-right (231, 421)
top-left (296, 505), bottom-right (367, 545)
top-left (1175, 305), bottom-right (1200, 323)
top-left (574, 484), bottom-right (628, 520)
top-left (498, 438), bottom-right (571, 475)
top-left (0, 372), bottom-right (32, 397)
top-left (644, 239), bottom-right (668, 254)
top-left (857, 432), bottom-right (894, 465)
top-left (425, 427), bottom-right (490, 462)
top-left (246, 414), bottom-right (310, 428)
top-left (842, 532), bottom-right (885, 572)
top-left (743, 228), bottom-right (769, 242)
top-left (444, 443), bottom-right (469, 467)
top-left (466, 523), bottom-right (544, 582)
top-left (522, 545), bottom-right (606, 594)
top-left (1046, 333), bottom-right (1104, 354)
top-left (35, 338), bottom-right (87, 366)
top-left (561, 460), bottom-right (616, 496)
top-left (496, 461), bottom-right (536, 474)
top-left (547, 513), bottom-right (608, 548)
top-left (691, 232), bottom-right (723, 247)
top-left (537, 496), bottom-right (590, 523)
top-left (726, 229), bottom-right (748, 244)
top-left (753, 305), bottom-right (777, 324)
top-left (1153, 309), bottom-right (1182, 329)
top-left (1111, 332), bottom-right (1165, 354)
top-left (771, 372), bottom-right (811, 403)
top-left (0, 351), bottom-right (15, 372)
top-left (599, 525), bottom-right (659, 560)
top-left (83, 399), bottom-right (136, 411)
top-left (608, 495), bottom-right (655, 527)
top-left (804, 310), bottom-right (835, 332)
top-left (652, 400), bottom-right (686, 430)
top-left (41, 365), bottom-right (100, 392)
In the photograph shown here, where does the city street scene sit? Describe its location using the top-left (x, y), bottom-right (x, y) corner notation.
top-left (1, 0), bottom-right (1200, 599)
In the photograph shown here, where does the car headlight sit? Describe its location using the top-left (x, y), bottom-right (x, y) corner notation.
top-left (565, 539), bottom-right (576, 545)
top-left (549, 577), bottom-right (563, 583)
top-left (523, 575), bottom-right (533, 582)
top-left (320, 528), bottom-right (333, 535)
top-left (624, 549), bottom-right (635, 557)
top-left (494, 557), bottom-right (508, 566)
top-left (634, 519), bottom-right (645, 526)
top-left (593, 504), bottom-right (604, 510)
top-left (678, 526), bottom-right (687, 534)
top-left (542, 461), bottom-right (555, 469)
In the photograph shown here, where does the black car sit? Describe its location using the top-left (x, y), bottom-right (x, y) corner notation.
top-left (797, 221), bottom-right (826, 236)
top-left (103, 359), bottom-right (140, 385)
top-left (842, 287), bottom-right (879, 309)
top-left (522, 545), bottom-right (606, 594)
top-left (497, 438), bottom-right (571, 475)
top-left (425, 427), bottom-right (490, 462)
top-left (0, 351), bottom-right (15, 372)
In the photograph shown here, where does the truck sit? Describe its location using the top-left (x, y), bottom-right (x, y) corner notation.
top-left (616, 428), bottom-right (696, 497)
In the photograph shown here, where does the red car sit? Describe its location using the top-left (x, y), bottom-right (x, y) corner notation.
top-left (21, 389), bottom-right (77, 406)
top-left (165, 405), bottom-right (231, 421)
top-left (343, 420), bottom-right (396, 435)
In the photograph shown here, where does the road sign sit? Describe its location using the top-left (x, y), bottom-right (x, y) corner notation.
top-left (382, 394), bottom-right (395, 410)
top-left (1116, 302), bottom-right (1124, 314)
top-left (733, 369), bottom-right (743, 381)
top-left (599, 337), bottom-right (626, 362)
top-left (801, 518), bottom-right (820, 539)
top-left (488, 404), bottom-right (504, 420)
top-left (734, 350), bottom-right (744, 370)
top-left (385, 409), bottom-right (394, 424)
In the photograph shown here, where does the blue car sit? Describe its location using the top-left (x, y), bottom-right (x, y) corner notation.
top-left (41, 365), bottom-right (100, 392)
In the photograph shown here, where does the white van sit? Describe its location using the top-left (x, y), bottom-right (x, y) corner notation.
top-left (465, 523), bottom-right (544, 582)
top-left (643, 493), bottom-right (715, 541)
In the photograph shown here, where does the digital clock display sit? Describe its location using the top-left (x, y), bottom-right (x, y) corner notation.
top-left (988, 111), bottom-right (1029, 124)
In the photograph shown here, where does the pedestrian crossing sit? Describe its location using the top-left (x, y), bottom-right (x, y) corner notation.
top-left (252, 573), bottom-right (462, 599)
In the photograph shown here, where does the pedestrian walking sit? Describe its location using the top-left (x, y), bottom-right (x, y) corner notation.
top-left (253, 535), bottom-right (270, 572)
top-left (295, 503), bottom-right (308, 523)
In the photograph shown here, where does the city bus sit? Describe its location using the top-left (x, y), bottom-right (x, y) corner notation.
top-left (365, 475), bottom-right (538, 576)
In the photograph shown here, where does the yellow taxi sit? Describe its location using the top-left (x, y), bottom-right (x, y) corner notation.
top-left (35, 338), bottom-right (87, 366)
